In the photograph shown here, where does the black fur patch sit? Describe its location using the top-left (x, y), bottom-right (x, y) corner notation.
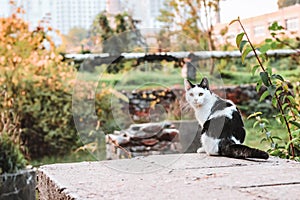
top-left (211, 98), bottom-right (233, 113)
top-left (187, 80), bottom-right (195, 88)
top-left (201, 110), bottom-right (245, 143)
top-left (197, 78), bottom-right (209, 89)
top-left (219, 138), bottom-right (269, 159)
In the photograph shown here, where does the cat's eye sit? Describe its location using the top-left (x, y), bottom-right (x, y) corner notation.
top-left (198, 93), bottom-right (203, 96)
top-left (189, 93), bottom-right (194, 97)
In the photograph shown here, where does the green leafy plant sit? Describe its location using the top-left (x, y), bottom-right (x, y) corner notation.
top-left (0, 4), bottom-right (79, 159)
top-left (0, 134), bottom-right (27, 174)
top-left (0, 110), bottom-right (26, 174)
top-left (247, 112), bottom-right (290, 159)
top-left (230, 18), bottom-right (300, 160)
top-left (72, 82), bottom-right (131, 159)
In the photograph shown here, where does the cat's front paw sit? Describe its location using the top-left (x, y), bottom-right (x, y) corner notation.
top-left (196, 147), bottom-right (205, 154)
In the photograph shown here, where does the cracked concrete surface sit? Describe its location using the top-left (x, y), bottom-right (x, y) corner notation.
top-left (37, 154), bottom-right (300, 200)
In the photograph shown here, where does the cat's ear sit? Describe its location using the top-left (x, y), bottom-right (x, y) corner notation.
top-left (184, 79), bottom-right (194, 90)
top-left (200, 77), bottom-right (209, 89)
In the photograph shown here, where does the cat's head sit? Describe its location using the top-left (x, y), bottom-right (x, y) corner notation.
top-left (184, 77), bottom-right (211, 108)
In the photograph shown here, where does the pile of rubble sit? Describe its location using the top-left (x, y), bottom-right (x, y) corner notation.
top-left (106, 121), bottom-right (182, 159)
top-left (122, 88), bottom-right (183, 122)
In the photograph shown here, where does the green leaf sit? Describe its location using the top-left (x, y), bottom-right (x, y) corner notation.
top-left (229, 18), bottom-right (239, 25)
top-left (282, 103), bottom-right (289, 111)
top-left (260, 72), bottom-right (270, 87)
top-left (260, 138), bottom-right (267, 143)
top-left (282, 82), bottom-right (289, 91)
top-left (253, 120), bottom-right (260, 128)
top-left (259, 90), bottom-right (270, 102)
top-left (291, 129), bottom-right (300, 135)
top-left (272, 136), bottom-right (282, 141)
top-left (268, 21), bottom-right (284, 31)
top-left (241, 46), bottom-right (252, 63)
top-left (276, 89), bottom-right (283, 96)
top-left (271, 74), bottom-right (284, 82)
top-left (256, 80), bottom-right (262, 92)
top-left (251, 65), bottom-right (260, 76)
top-left (261, 118), bottom-right (270, 124)
top-left (271, 41), bottom-right (278, 49)
top-left (267, 85), bottom-right (276, 97)
top-left (236, 32), bottom-right (245, 49)
top-left (287, 115), bottom-right (293, 122)
top-left (290, 120), bottom-right (300, 129)
top-left (266, 66), bottom-right (272, 76)
top-left (272, 97), bottom-right (277, 107)
top-left (287, 95), bottom-right (296, 104)
top-left (265, 38), bottom-right (272, 43)
top-left (259, 44), bottom-right (271, 54)
top-left (291, 108), bottom-right (299, 116)
top-left (279, 115), bottom-right (285, 125)
top-left (260, 53), bottom-right (268, 62)
top-left (247, 112), bottom-right (262, 119)
top-left (286, 137), bottom-right (299, 148)
top-left (239, 40), bottom-right (248, 52)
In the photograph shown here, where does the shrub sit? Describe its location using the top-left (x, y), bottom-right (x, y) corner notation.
top-left (0, 110), bottom-right (26, 174)
top-left (0, 7), bottom-right (78, 159)
top-left (0, 134), bottom-right (26, 174)
top-left (72, 81), bottom-right (130, 159)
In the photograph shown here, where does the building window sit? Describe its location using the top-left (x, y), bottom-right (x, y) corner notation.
top-left (254, 25), bottom-right (265, 37)
top-left (286, 18), bottom-right (299, 31)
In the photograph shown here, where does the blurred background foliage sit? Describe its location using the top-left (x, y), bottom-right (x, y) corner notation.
top-left (0, 8), bottom-right (78, 160)
top-left (0, 7), bottom-right (128, 166)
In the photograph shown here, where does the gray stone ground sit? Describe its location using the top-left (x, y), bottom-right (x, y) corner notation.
top-left (37, 154), bottom-right (300, 200)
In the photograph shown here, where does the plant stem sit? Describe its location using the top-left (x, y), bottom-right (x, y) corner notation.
top-left (238, 19), bottom-right (295, 158)
top-left (272, 35), bottom-right (300, 54)
top-left (237, 20), bottom-right (265, 72)
top-left (274, 92), bottom-right (295, 157)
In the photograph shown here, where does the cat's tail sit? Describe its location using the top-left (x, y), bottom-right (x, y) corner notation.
top-left (219, 140), bottom-right (269, 159)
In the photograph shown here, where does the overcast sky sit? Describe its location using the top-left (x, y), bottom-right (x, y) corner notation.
top-left (220, 0), bottom-right (278, 23)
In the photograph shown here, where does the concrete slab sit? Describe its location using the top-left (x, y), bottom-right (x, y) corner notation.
top-left (37, 154), bottom-right (300, 200)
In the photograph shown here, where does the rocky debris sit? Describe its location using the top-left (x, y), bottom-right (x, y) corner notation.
top-left (120, 88), bottom-right (183, 123)
top-left (158, 129), bottom-right (180, 141)
top-left (217, 85), bottom-right (261, 104)
top-left (106, 122), bottom-right (181, 159)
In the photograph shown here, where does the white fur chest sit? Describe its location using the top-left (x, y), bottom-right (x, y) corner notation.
top-left (193, 97), bottom-right (216, 127)
top-left (195, 107), bottom-right (210, 127)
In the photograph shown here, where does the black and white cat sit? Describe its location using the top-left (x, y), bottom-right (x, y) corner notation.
top-left (184, 77), bottom-right (269, 159)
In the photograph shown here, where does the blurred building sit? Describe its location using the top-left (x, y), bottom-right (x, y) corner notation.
top-left (51, 0), bottom-right (106, 35)
top-left (0, 0), bottom-right (52, 28)
top-left (0, 0), bottom-right (106, 35)
top-left (1, 0), bottom-right (166, 34)
top-left (117, 0), bottom-right (165, 29)
top-left (214, 4), bottom-right (300, 46)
